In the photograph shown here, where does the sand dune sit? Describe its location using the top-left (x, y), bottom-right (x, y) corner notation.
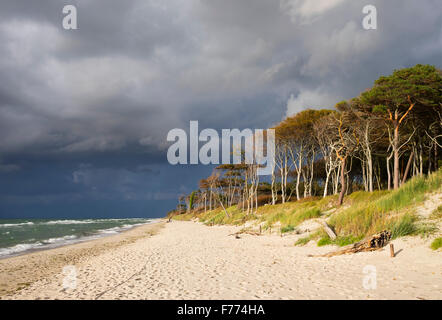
top-left (1, 221), bottom-right (441, 300)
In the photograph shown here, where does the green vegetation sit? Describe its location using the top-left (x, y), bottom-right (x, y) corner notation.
top-left (261, 206), bottom-right (322, 231)
top-left (414, 222), bottom-right (438, 238)
top-left (281, 225), bottom-right (295, 234)
top-left (170, 65), bottom-right (441, 250)
top-left (295, 236), bottom-right (312, 246)
top-left (430, 238), bottom-right (442, 250)
top-left (389, 213), bottom-right (417, 239)
top-left (430, 205), bottom-right (442, 220)
top-left (294, 230), bottom-right (324, 246)
top-left (329, 170), bottom-right (442, 239)
top-left (317, 235), bottom-right (364, 247)
top-left (174, 169), bottom-right (441, 248)
top-left (188, 191), bottom-right (196, 211)
top-left (194, 205), bottom-right (258, 226)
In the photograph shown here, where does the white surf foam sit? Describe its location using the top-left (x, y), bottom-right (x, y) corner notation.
top-left (0, 222), bottom-right (34, 228)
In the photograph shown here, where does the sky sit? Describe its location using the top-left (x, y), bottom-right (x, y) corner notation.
top-left (0, 0), bottom-right (441, 218)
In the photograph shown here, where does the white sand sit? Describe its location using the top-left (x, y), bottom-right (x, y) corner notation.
top-left (2, 221), bottom-right (441, 300)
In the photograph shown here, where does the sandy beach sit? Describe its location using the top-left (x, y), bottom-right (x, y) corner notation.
top-left (1, 220), bottom-right (440, 300)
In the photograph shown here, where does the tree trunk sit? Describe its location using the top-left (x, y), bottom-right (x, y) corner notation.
top-left (386, 152), bottom-right (392, 190)
top-left (323, 169), bottom-right (331, 198)
top-left (309, 150), bottom-right (315, 196)
top-left (393, 121), bottom-right (400, 190)
top-left (271, 170), bottom-right (276, 205)
top-left (419, 143), bottom-right (423, 176)
top-left (401, 151), bottom-right (414, 185)
top-left (362, 161), bottom-right (367, 192)
top-left (296, 161), bottom-right (301, 201)
top-left (367, 152), bottom-right (373, 192)
top-left (338, 157), bottom-right (346, 206)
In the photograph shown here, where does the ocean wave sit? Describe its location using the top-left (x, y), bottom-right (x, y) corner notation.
top-left (0, 219), bottom-right (157, 258)
top-left (44, 219), bottom-right (97, 225)
top-left (42, 235), bottom-right (78, 244)
top-left (0, 222), bottom-right (34, 228)
top-left (41, 218), bottom-right (150, 225)
top-left (0, 235), bottom-right (80, 258)
top-left (0, 242), bottom-right (43, 257)
top-left (96, 223), bottom-right (145, 235)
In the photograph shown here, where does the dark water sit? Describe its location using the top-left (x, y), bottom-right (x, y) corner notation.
top-left (0, 218), bottom-right (157, 258)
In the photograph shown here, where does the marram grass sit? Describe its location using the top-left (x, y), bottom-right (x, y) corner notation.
top-left (174, 169), bottom-right (441, 247)
top-left (329, 169), bottom-right (442, 238)
top-left (430, 238), bottom-right (442, 250)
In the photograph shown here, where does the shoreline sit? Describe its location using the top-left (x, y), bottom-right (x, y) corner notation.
top-left (0, 218), bottom-right (161, 261)
top-left (0, 220), bottom-right (166, 298)
top-left (2, 220), bottom-right (441, 300)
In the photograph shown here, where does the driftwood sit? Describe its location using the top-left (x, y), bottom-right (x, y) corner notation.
top-left (229, 229), bottom-right (262, 237)
top-left (390, 243), bottom-right (395, 257)
top-left (322, 222), bottom-right (337, 240)
top-left (312, 230), bottom-right (392, 257)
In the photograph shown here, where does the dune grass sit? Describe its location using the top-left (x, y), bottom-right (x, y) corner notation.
top-left (329, 170), bottom-right (442, 239)
top-left (261, 206), bottom-right (322, 231)
top-left (281, 225), bottom-right (296, 233)
top-left (295, 230), bottom-right (325, 246)
top-left (430, 238), bottom-right (442, 250)
top-left (430, 205), bottom-right (442, 220)
top-left (174, 169), bottom-right (441, 247)
top-left (317, 235), bottom-right (364, 247)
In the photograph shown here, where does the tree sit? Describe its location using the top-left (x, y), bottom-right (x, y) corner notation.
top-left (360, 64), bottom-right (442, 189)
top-left (350, 97), bottom-right (385, 192)
top-left (333, 102), bottom-right (360, 205)
top-left (314, 112), bottom-right (341, 197)
top-left (275, 109), bottom-right (333, 200)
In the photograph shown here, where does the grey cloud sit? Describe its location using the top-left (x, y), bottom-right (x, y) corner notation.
top-left (0, 0), bottom-right (441, 155)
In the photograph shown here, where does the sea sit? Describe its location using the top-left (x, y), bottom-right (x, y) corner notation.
top-left (0, 218), bottom-right (158, 259)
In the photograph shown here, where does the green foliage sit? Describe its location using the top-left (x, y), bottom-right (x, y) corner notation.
top-left (389, 213), bottom-right (417, 239)
top-left (196, 205), bottom-right (258, 226)
top-left (172, 212), bottom-right (194, 221)
top-left (317, 237), bottom-right (333, 247)
top-left (361, 64), bottom-right (442, 112)
top-left (294, 230), bottom-right (324, 246)
top-left (414, 222), bottom-right (438, 238)
top-left (372, 104), bottom-right (387, 114)
top-left (430, 205), bottom-right (442, 220)
top-left (295, 236), bottom-right (311, 246)
top-left (281, 225), bottom-right (295, 233)
top-left (317, 235), bottom-right (363, 247)
top-left (176, 169), bottom-right (441, 250)
top-left (430, 238), bottom-right (442, 250)
top-left (275, 109), bottom-right (335, 141)
top-left (262, 206), bottom-right (322, 230)
top-left (330, 170), bottom-right (442, 238)
top-left (188, 191), bottom-right (196, 211)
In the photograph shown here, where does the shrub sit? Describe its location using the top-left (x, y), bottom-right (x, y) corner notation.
top-left (317, 237), bottom-right (333, 247)
top-left (430, 238), bottom-right (442, 250)
top-left (389, 213), bottom-right (417, 239)
top-left (281, 225), bottom-right (295, 233)
top-left (430, 205), bottom-right (442, 220)
top-left (295, 236), bottom-right (311, 246)
top-left (330, 170), bottom-right (442, 238)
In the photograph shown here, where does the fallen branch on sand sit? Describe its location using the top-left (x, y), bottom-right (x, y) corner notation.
top-left (229, 229), bottom-right (262, 237)
top-left (310, 230), bottom-right (392, 257)
top-left (321, 221), bottom-right (337, 240)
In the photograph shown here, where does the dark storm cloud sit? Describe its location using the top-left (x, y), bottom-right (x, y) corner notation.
top-left (0, 0), bottom-right (440, 217)
top-left (1, 0), bottom-right (441, 153)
